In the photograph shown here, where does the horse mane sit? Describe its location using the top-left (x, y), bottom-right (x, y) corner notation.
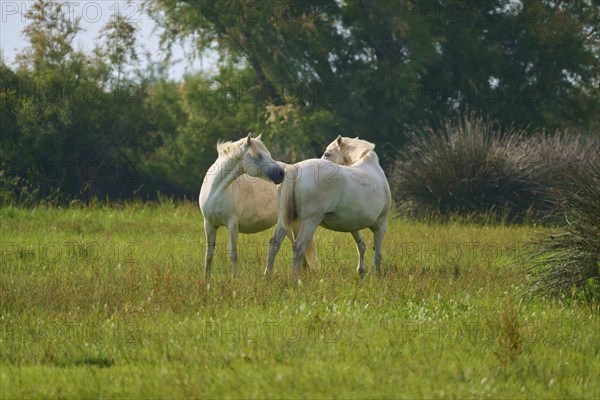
top-left (216, 136), bottom-right (267, 158)
top-left (339, 137), bottom-right (379, 165)
top-left (216, 140), bottom-right (243, 158)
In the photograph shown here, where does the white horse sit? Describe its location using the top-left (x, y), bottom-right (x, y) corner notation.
top-left (265, 135), bottom-right (391, 277)
top-left (199, 133), bottom-right (315, 276)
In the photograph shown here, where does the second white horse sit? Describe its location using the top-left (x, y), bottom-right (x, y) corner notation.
top-left (265, 136), bottom-right (391, 277)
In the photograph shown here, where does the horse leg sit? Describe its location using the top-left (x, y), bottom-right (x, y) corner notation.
top-left (204, 221), bottom-right (218, 277)
top-left (351, 231), bottom-right (367, 275)
top-left (265, 223), bottom-right (287, 275)
top-left (372, 220), bottom-right (388, 275)
top-left (227, 220), bottom-right (238, 277)
top-left (292, 220), bottom-right (319, 278)
top-left (290, 221), bottom-right (316, 270)
top-left (304, 237), bottom-right (317, 269)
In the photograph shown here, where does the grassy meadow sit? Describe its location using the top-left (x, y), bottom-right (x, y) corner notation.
top-left (0, 202), bottom-right (599, 398)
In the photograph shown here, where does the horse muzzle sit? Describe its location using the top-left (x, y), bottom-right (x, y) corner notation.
top-left (269, 165), bottom-right (285, 184)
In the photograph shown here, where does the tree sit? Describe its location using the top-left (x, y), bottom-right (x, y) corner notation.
top-left (2, 0), bottom-right (163, 201)
top-left (150, 0), bottom-right (600, 162)
top-left (94, 12), bottom-right (140, 88)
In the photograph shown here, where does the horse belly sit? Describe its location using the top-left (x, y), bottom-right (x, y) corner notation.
top-left (237, 212), bottom-right (277, 233)
top-left (320, 212), bottom-right (377, 232)
top-left (235, 178), bottom-right (278, 233)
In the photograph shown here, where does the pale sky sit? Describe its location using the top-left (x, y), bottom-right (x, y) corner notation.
top-left (0, 0), bottom-right (215, 80)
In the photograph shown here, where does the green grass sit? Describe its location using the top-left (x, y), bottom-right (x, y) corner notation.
top-left (1, 203), bottom-right (599, 398)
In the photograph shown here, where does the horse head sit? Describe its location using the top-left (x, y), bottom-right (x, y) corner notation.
top-left (321, 135), bottom-right (376, 166)
top-left (241, 133), bottom-right (285, 184)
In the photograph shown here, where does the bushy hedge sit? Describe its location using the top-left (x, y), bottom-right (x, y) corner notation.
top-left (390, 113), bottom-right (599, 222)
top-left (528, 158), bottom-right (600, 296)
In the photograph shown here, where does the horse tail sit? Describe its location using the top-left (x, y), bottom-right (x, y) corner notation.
top-left (279, 164), bottom-right (298, 231)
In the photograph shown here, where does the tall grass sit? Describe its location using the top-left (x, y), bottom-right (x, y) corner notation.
top-left (391, 113), bottom-right (599, 223)
top-left (528, 157), bottom-right (600, 296)
top-left (1, 204), bottom-right (599, 398)
top-left (1, 111), bottom-right (597, 395)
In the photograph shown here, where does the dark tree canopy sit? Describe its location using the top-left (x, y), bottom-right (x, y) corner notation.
top-left (1, 0), bottom-right (599, 201)
top-left (150, 0), bottom-right (600, 159)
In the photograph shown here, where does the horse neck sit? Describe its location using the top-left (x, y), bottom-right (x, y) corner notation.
top-left (207, 154), bottom-right (244, 195)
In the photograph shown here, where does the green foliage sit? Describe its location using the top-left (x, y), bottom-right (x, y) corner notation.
top-left (529, 157), bottom-right (600, 296)
top-left (138, 64), bottom-right (341, 195)
top-left (93, 13), bottom-right (139, 86)
top-left (1, 0), bottom-right (164, 202)
top-left (16, 0), bottom-right (83, 71)
top-left (390, 113), bottom-right (599, 221)
top-left (151, 0), bottom-right (600, 159)
top-left (3, 0), bottom-right (600, 202)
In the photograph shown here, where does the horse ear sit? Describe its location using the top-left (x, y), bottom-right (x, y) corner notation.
top-left (336, 135), bottom-right (343, 146)
top-left (246, 132), bottom-right (252, 147)
top-left (256, 133), bottom-right (263, 141)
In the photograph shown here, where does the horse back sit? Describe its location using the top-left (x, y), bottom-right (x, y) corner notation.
top-left (294, 159), bottom-right (390, 230)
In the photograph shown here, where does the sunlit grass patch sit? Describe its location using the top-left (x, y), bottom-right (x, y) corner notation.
top-left (1, 203), bottom-right (599, 398)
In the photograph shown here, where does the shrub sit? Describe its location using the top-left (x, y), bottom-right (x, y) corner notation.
top-left (392, 114), bottom-right (532, 221)
top-left (528, 157), bottom-right (600, 296)
top-left (390, 113), bottom-right (599, 222)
